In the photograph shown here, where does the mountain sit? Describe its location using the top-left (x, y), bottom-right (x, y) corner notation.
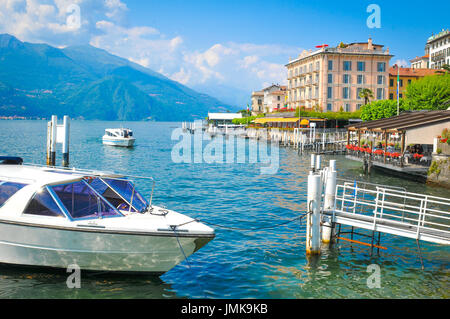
top-left (192, 83), bottom-right (251, 109)
top-left (0, 34), bottom-right (237, 120)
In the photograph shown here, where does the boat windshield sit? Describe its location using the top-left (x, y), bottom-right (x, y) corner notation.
top-left (101, 178), bottom-right (149, 213)
top-left (0, 180), bottom-right (28, 208)
top-left (51, 180), bottom-right (122, 220)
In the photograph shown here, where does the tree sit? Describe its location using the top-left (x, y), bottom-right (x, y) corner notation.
top-left (358, 88), bottom-right (374, 105)
top-left (405, 74), bottom-right (450, 110)
top-left (360, 100), bottom-right (411, 121)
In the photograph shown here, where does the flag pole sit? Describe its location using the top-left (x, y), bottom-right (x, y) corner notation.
top-left (397, 65), bottom-right (400, 116)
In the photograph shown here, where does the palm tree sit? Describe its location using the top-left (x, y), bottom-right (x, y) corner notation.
top-left (359, 88), bottom-right (374, 105)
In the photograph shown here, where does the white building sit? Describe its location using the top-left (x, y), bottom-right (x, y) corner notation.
top-left (207, 112), bottom-right (242, 125)
top-left (251, 84), bottom-right (287, 114)
top-left (426, 29), bottom-right (450, 69)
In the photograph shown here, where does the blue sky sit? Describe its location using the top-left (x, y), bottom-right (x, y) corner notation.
top-left (124, 0), bottom-right (448, 61)
top-left (0, 0), bottom-right (448, 106)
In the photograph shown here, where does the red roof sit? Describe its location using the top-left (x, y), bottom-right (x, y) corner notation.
top-left (389, 66), bottom-right (441, 77)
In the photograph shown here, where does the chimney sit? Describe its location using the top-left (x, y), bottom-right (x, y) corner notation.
top-left (368, 38), bottom-right (373, 50)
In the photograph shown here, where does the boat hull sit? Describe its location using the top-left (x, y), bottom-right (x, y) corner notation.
top-left (0, 220), bottom-right (213, 274)
top-left (102, 137), bottom-right (135, 147)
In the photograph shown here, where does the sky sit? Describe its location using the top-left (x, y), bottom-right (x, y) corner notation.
top-left (0, 0), bottom-right (449, 105)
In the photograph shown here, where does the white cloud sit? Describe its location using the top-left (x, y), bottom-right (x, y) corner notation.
top-left (0, 0), bottom-right (300, 96)
top-left (394, 59), bottom-right (409, 67)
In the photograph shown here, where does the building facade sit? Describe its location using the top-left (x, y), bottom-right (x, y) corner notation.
top-left (251, 91), bottom-right (264, 114)
top-left (427, 29), bottom-right (450, 69)
top-left (285, 38), bottom-right (393, 112)
top-left (388, 66), bottom-right (441, 100)
top-left (251, 84), bottom-right (286, 114)
top-left (410, 55), bottom-right (429, 69)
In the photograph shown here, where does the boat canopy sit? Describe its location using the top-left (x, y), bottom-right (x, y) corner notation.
top-left (0, 157), bottom-right (23, 165)
top-left (49, 180), bottom-right (123, 220)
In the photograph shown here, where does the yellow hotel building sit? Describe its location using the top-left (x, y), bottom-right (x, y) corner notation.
top-left (286, 38), bottom-right (393, 112)
top-left (388, 66), bottom-right (441, 100)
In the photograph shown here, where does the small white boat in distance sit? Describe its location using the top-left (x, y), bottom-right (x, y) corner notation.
top-left (0, 157), bottom-right (214, 274)
top-left (102, 128), bottom-right (135, 147)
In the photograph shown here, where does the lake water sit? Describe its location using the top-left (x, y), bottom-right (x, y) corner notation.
top-left (0, 120), bottom-right (448, 299)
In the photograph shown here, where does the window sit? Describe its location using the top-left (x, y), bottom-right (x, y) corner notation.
top-left (23, 188), bottom-right (65, 218)
top-left (357, 61), bottom-right (365, 71)
top-left (0, 181), bottom-right (27, 207)
top-left (343, 74), bottom-right (350, 84)
top-left (399, 79), bottom-right (403, 87)
top-left (101, 178), bottom-right (149, 213)
top-left (399, 93), bottom-right (403, 98)
top-left (277, 96), bottom-right (281, 101)
top-left (328, 60), bottom-right (333, 71)
top-left (343, 61), bottom-right (352, 71)
top-left (327, 103), bottom-right (332, 111)
top-left (328, 73), bottom-right (333, 84)
top-left (377, 88), bottom-right (384, 100)
top-left (343, 87), bottom-right (350, 99)
top-left (356, 104), bottom-right (362, 110)
top-left (377, 62), bottom-right (386, 72)
top-left (327, 87), bottom-right (333, 99)
top-left (377, 75), bottom-right (384, 85)
top-left (389, 93), bottom-right (394, 100)
top-left (356, 88), bottom-right (362, 99)
top-left (390, 79), bottom-right (394, 87)
top-left (344, 103), bottom-right (350, 112)
top-left (357, 75), bottom-right (364, 84)
top-left (51, 181), bottom-right (122, 220)
top-left (408, 79), bottom-right (412, 85)
top-left (315, 61), bottom-right (320, 71)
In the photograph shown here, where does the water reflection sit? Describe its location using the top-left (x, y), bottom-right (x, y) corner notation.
top-left (0, 263), bottom-right (178, 299)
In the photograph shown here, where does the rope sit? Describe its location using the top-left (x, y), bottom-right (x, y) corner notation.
top-left (174, 212), bottom-right (308, 232)
top-left (170, 225), bottom-right (208, 298)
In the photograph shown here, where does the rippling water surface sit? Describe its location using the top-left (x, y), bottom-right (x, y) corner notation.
top-left (0, 120), bottom-right (448, 299)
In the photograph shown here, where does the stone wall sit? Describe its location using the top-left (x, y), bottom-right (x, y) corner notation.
top-left (427, 154), bottom-right (450, 188)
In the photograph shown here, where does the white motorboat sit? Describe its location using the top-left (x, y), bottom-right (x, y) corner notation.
top-left (0, 157), bottom-right (214, 274)
top-left (102, 128), bottom-right (135, 147)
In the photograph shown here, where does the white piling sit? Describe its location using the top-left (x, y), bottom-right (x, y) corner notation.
top-left (329, 159), bottom-right (336, 172)
top-left (315, 154), bottom-right (321, 170)
top-left (310, 154), bottom-right (316, 171)
top-left (50, 115), bottom-right (57, 166)
top-left (322, 162), bottom-right (337, 243)
top-left (62, 115), bottom-right (70, 167)
top-left (307, 173), bottom-right (322, 255)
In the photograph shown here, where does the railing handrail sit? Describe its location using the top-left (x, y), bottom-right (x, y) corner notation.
top-left (335, 183), bottom-right (450, 242)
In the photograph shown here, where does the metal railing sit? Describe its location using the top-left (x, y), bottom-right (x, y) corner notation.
top-left (333, 183), bottom-right (450, 244)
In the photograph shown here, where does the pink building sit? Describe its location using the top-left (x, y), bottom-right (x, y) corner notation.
top-left (286, 39), bottom-right (393, 112)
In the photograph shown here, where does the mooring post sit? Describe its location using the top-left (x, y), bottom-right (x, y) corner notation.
top-left (62, 115), bottom-right (70, 167)
top-left (50, 115), bottom-right (57, 166)
top-left (322, 161), bottom-right (337, 243)
top-left (46, 121), bottom-right (52, 166)
top-left (307, 173), bottom-right (322, 255)
top-left (315, 154), bottom-right (321, 171)
top-left (310, 154), bottom-right (316, 172)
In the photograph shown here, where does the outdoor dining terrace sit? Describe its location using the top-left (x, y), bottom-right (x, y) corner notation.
top-left (345, 144), bottom-right (432, 168)
top-left (344, 110), bottom-right (450, 176)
